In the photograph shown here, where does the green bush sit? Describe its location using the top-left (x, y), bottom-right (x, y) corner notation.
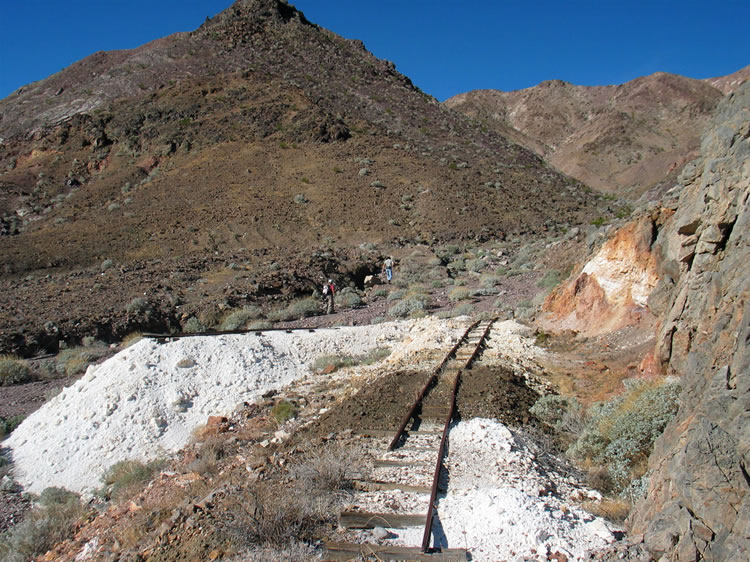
top-left (271, 400), bottom-right (297, 424)
top-left (386, 289), bottom-right (407, 302)
top-left (0, 357), bottom-right (31, 386)
top-left (183, 316), bottom-right (205, 333)
top-left (268, 297), bottom-right (320, 322)
top-left (125, 297), bottom-right (151, 316)
top-left (480, 274), bottom-right (501, 287)
top-left (448, 287), bottom-right (471, 302)
top-left (336, 288), bottom-right (362, 309)
top-left (220, 305), bottom-right (264, 330)
top-left (465, 258), bottom-right (485, 273)
top-left (388, 294), bottom-right (428, 318)
top-left (310, 348), bottom-right (391, 373)
top-left (530, 394), bottom-right (585, 435)
top-left (537, 270), bottom-right (563, 290)
top-left (567, 379), bottom-right (681, 492)
top-left (54, 342), bottom-right (110, 377)
top-left (0, 415), bottom-right (27, 438)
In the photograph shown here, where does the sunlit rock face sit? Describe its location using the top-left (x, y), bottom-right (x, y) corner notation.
top-left (540, 216), bottom-right (660, 337)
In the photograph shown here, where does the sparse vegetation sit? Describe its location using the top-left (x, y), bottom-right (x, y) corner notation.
top-left (271, 399), bottom-right (297, 424)
top-left (100, 459), bottom-right (166, 501)
top-left (0, 487), bottom-right (90, 561)
top-left (310, 347), bottom-right (391, 373)
top-left (52, 341), bottom-right (110, 377)
top-left (220, 305), bottom-right (264, 330)
top-left (267, 297), bottom-right (320, 322)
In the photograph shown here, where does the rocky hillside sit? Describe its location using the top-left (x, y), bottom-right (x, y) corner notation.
top-left (540, 81), bottom-right (749, 560)
top-left (0, 0), bottom-right (609, 356)
top-left (444, 66), bottom-right (749, 197)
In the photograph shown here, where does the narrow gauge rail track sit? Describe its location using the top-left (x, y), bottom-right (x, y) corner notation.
top-left (326, 318), bottom-right (497, 561)
top-left (142, 326), bottom-right (330, 340)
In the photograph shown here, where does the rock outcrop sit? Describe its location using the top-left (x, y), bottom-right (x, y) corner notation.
top-left (627, 81), bottom-right (750, 560)
top-left (540, 216), bottom-right (660, 337)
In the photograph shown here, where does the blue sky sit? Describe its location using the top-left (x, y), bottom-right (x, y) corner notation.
top-left (1, 0), bottom-right (748, 102)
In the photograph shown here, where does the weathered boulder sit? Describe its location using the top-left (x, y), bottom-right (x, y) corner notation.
top-left (627, 81), bottom-right (750, 560)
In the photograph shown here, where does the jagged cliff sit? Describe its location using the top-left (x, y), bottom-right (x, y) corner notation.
top-left (539, 80), bottom-right (748, 560)
top-left (626, 80), bottom-right (749, 561)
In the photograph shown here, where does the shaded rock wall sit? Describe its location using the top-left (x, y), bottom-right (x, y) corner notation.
top-left (628, 81), bottom-right (750, 560)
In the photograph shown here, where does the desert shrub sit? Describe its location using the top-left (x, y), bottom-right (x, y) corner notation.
top-left (100, 259), bottom-right (114, 271)
top-left (183, 316), bottom-right (205, 333)
top-left (435, 244), bottom-right (460, 263)
top-left (0, 357), bottom-right (31, 386)
top-left (450, 303), bottom-right (474, 317)
top-left (271, 400), bottom-right (297, 424)
top-left (447, 257), bottom-right (466, 273)
top-left (187, 436), bottom-right (227, 475)
top-left (0, 487), bottom-right (88, 561)
top-left (336, 287), bottom-right (362, 308)
top-left (310, 347), bottom-right (391, 373)
top-left (465, 258), bottom-right (485, 273)
top-left (125, 297), bottom-right (151, 316)
top-left (537, 269), bottom-right (563, 290)
top-left (388, 293), bottom-right (428, 318)
top-left (220, 305), bottom-right (264, 330)
top-left (247, 320), bottom-right (273, 330)
top-left (386, 289), bottom-right (407, 301)
top-left (267, 298), bottom-right (319, 322)
top-left (480, 274), bottom-right (501, 287)
top-left (371, 287), bottom-right (388, 298)
top-left (448, 287), bottom-right (471, 302)
top-left (473, 286), bottom-right (499, 296)
top-left (0, 415), bottom-right (26, 438)
top-left (100, 459), bottom-right (165, 501)
top-left (568, 378), bottom-right (681, 492)
top-left (530, 394), bottom-right (586, 436)
top-left (54, 342), bottom-right (110, 377)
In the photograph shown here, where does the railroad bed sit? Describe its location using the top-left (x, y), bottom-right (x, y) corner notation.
top-left (325, 319), bottom-right (496, 561)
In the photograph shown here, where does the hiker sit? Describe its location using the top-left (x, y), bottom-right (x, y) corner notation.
top-left (383, 256), bottom-right (394, 283)
top-left (322, 278), bottom-right (335, 314)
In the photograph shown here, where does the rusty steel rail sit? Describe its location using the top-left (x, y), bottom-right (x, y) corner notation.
top-left (421, 368), bottom-right (462, 552)
top-left (142, 326), bottom-right (326, 340)
top-left (420, 318), bottom-right (496, 552)
top-left (387, 320), bottom-right (480, 451)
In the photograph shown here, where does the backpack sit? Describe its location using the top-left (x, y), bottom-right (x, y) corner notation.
top-left (322, 284), bottom-right (329, 296)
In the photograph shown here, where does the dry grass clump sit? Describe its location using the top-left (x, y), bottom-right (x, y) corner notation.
top-left (51, 340), bottom-right (110, 377)
top-left (218, 442), bottom-right (365, 551)
top-left (0, 355), bottom-right (31, 386)
top-left (100, 458), bottom-right (166, 501)
top-left (220, 305), bottom-right (264, 330)
top-left (267, 297), bottom-right (320, 322)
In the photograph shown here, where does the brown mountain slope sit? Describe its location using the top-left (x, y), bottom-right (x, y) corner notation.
top-left (0, 0), bottom-right (607, 355)
top-left (444, 67), bottom-right (748, 197)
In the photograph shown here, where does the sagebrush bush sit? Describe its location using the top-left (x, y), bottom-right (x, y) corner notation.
top-left (267, 298), bottom-right (320, 322)
top-left (530, 394), bottom-right (586, 436)
top-left (183, 316), bottom-right (205, 333)
top-left (54, 342), bottom-right (110, 377)
top-left (0, 357), bottom-right (31, 386)
top-left (388, 293), bottom-right (428, 318)
top-left (220, 305), bottom-right (264, 330)
top-left (336, 287), bottom-right (362, 309)
top-left (386, 289), bottom-right (406, 302)
top-left (448, 287), bottom-right (471, 302)
top-left (537, 269), bottom-right (563, 290)
top-left (310, 347), bottom-right (391, 373)
top-left (567, 378), bottom-right (681, 492)
top-left (0, 415), bottom-right (26, 438)
top-left (465, 258), bottom-right (485, 272)
top-left (125, 297), bottom-right (151, 316)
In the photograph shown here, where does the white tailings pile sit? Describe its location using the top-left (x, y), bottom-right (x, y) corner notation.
top-left (373, 419), bottom-right (618, 560)
top-left (6, 318), bottom-right (463, 494)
